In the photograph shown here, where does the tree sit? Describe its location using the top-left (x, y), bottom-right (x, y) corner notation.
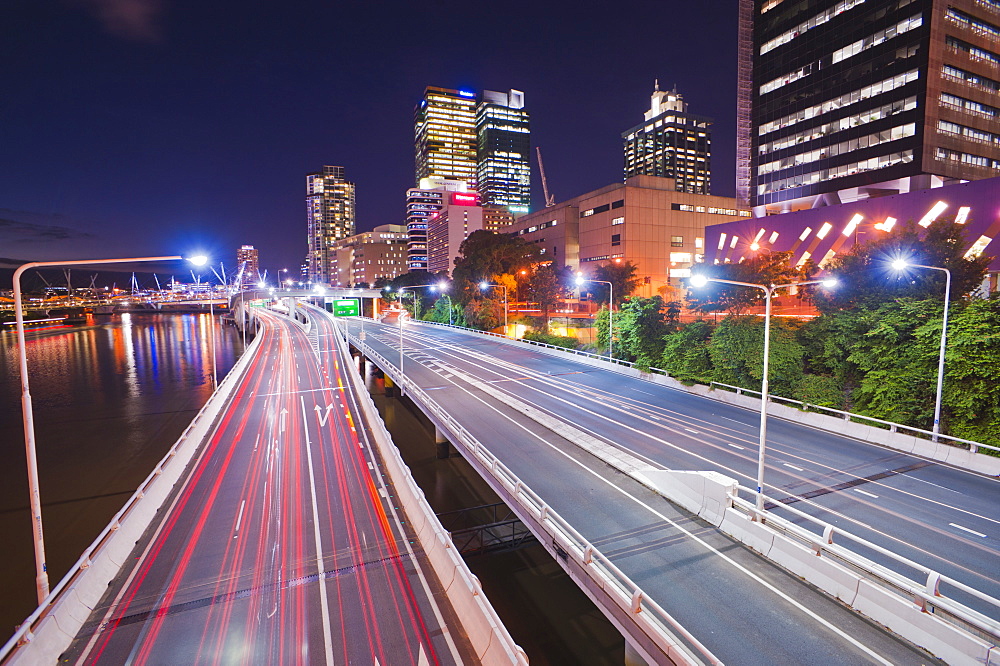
top-left (660, 320), bottom-right (714, 384)
top-left (590, 261), bottom-right (641, 306)
top-left (709, 316), bottom-right (805, 398)
top-left (944, 297), bottom-right (1000, 445)
top-left (816, 218), bottom-right (990, 312)
top-left (451, 230), bottom-right (541, 305)
top-left (686, 251), bottom-right (812, 314)
top-left (464, 297), bottom-right (502, 331)
top-left (615, 296), bottom-right (679, 368)
top-left (527, 264), bottom-right (572, 330)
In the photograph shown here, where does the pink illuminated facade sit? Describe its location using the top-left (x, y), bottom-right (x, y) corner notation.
top-left (704, 176), bottom-right (1000, 293)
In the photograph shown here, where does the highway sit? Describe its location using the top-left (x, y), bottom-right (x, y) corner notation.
top-left (64, 308), bottom-right (469, 664)
top-left (344, 315), bottom-right (999, 664)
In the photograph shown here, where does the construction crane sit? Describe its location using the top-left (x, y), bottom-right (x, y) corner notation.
top-left (535, 147), bottom-right (556, 207)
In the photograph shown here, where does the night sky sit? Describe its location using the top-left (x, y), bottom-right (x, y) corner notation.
top-left (2, 0), bottom-right (738, 282)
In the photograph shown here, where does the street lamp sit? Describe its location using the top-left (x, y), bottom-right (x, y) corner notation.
top-left (575, 275), bottom-right (614, 361)
top-left (479, 282), bottom-right (508, 335)
top-left (13, 254), bottom-right (204, 604)
top-left (891, 259), bottom-right (951, 441)
top-left (436, 282), bottom-right (453, 325)
top-left (396, 284), bottom-right (436, 386)
top-left (689, 274), bottom-right (838, 511)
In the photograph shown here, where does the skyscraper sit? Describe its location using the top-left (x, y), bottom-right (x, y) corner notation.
top-left (405, 177), bottom-right (470, 271)
top-left (622, 84), bottom-right (712, 194)
top-left (477, 89), bottom-right (531, 213)
top-left (414, 87), bottom-right (478, 187)
top-left (236, 245), bottom-right (259, 288)
top-left (306, 165), bottom-right (356, 284)
top-left (738, 0), bottom-right (1000, 215)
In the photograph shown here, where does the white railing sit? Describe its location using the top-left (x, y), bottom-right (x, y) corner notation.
top-left (728, 483), bottom-right (1000, 643)
top-left (709, 381), bottom-right (1000, 455)
top-left (1, 318), bottom-right (267, 663)
top-left (353, 334), bottom-right (722, 666)
top-left (404, 319), bottom-right (998, 457)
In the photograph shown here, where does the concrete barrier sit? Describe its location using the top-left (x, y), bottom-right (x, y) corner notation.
top-left (634, 469), bottom-right (735, 527)
top-left (853, 579), bottom-right (995, 666)
top-left (332, 316), bottom-right (528, 665)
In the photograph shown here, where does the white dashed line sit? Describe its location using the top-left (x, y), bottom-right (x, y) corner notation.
top-left (784, 463), bottom-right (804, 472)
top-left (949, 523), bottom-right (987, 538)
top-left (685, 428), bottom-right (699, 434)
top-left (854, 489), bottom-right (879, 499)
top-left (728, 443), bottom-right (744, 450)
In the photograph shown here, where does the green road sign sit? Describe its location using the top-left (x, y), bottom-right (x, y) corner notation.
top-left (333, 298), bottom-right (359, 317)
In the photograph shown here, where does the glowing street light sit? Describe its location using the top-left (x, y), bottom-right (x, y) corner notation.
top-left (575, 275), bottom-right (614, 361)
top-left (688, 274), bottom-right (838, 511)
top-left (12, 254), bottom-right (205, 604)
top-left (891, 259), bottom-right (951, 441)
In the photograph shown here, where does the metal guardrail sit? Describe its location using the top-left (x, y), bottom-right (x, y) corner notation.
top-left (1, 319), bottom-right (267, 662)
top-left (709, 381), bottom-right (1000, 455)
top-left (354, 333), bottom-right (722, 666)
top-left (409, 318), bottom-right (997, 457)
top-left (728, 483), bottom-right (1000, 643)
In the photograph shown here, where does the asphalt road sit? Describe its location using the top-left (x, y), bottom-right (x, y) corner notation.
top-left (64, 309), bottom-right (469, 665)
top-left (345, 316), bottom-right (999, 664)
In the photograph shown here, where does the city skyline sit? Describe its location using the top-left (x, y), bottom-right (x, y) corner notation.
top-left (0, 1), bottom-right (739, 277)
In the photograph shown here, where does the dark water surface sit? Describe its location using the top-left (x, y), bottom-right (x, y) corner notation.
top-left (0, 313), bottom-right (244, 636)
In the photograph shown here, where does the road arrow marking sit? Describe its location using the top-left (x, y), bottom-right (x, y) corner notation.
top-left (314, 403), bottom-right (334, 427)
top-left (279, 408), bottom-right (288, 433)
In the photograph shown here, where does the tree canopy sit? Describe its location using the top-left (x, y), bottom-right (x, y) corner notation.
top-left (685, 250), bottom-right (813, 314)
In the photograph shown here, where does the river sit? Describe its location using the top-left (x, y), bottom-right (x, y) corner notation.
top-left (0, 313), bottom-right (244, 636)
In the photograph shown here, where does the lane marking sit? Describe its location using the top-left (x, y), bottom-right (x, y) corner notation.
top-left (949, 523), bottom-right (987, 538)
top-left (854, 489), bottom-right (879, 499)
top-left (784, 463), bottom-right (804, 472)
top-left (300, 396), bottom-right (336, 665)
top-left (685, 428), bottom-right (699, 434)
top-left (234, 499), bottom-right (246, 536)
top-left (728, 443), bottom-right (744, 450)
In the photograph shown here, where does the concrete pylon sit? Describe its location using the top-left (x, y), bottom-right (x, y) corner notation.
top-left (435, 426), bottom-right (450, 459)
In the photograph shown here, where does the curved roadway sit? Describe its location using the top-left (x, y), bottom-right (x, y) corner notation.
top-left (345, 316), bottom-right (1000, 664)
top-left (65, 309), bottom-right (469, 664)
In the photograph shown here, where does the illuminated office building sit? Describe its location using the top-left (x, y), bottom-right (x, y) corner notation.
top-left (236, 245), bottom-right (259, 288)
top-left (306, 166), bottom-right (356, 284)
top-left (738, 0), bottom-right (1000, 215)
top-left (405, 177), bottom-right (470, 271)
top-left (415, 87), bottom-right (478, 187)
top-left (477, 89), bottom-right (531, 213)
top-left (426, 191), bottom-right (485, 275)
top-left (622, 84), bottom-right (712, 194)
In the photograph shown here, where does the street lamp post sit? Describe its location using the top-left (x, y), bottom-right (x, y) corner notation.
top-left (13, 254), bottom-right (204, 604)
top-left (396, 284), bottom-right (436, 388)
top-left (479, 282), bottom-right (508, 335)
top-left (575, 276), bottom-right (614, 361)
top-left (891, 260), bottom-right (951, 441)
top-left (689, 275), bottom-right (837, 511)
top-left (436, 282), bottom-right (453, 325)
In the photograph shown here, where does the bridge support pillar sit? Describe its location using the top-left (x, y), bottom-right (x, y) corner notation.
top-left (434, 427), bottom-right (450, 459)
top-left (625, 640), bottom-right (651, 666)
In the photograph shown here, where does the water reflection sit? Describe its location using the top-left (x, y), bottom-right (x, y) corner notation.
top-left (0, 313), bottom-right (244, 635)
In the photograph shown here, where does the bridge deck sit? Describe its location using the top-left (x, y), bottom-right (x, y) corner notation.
top-left (347, 317), bottom-right (992, 665)
top-left (63, 309), bottom-right (471, 664)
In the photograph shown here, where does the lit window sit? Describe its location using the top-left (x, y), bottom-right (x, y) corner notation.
top-left (671, 236), bottom-right (684, 247)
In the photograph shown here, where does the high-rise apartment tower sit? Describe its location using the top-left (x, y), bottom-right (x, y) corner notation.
top-left (236, 245), bottom-right (259, 288)
top-left (738, 0), bottom-right (1000, 215)
top-left (623, 84), bottom-right (713, 194)
top-left (306, 166), bottom-right (356, 284)
top-left (477, 89), bottom-right (532, 213)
